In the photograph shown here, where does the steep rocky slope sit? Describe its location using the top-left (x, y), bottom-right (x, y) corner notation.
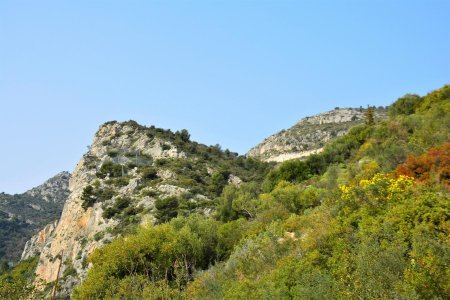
top-left (25, 172), bottom-right (71, 203)
top-left (0, 172), bottom-right (70, 263)
top-left (247, 107), bottom-right (387, 162)
top-left (33, 121), bottom-right (270, 295)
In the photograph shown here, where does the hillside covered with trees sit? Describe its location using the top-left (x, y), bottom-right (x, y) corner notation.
top-left (1, 85), bottom-right (449, 299)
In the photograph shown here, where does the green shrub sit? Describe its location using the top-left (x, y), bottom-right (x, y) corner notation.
top-left (208, 170), bottom-right (230, 197)
top-left (96, 161), bottom-right (124, 178)
top-left (154, 197), bottom-right (179, 223)
top-left (81, 185), bottom-right (96, 209)
top-left (140, 166), bottom-right (158, 180)
top-left (388, 94), bottom-right (421, 116)
top-left (106, 149), bottom-right (119, 157)
top-left (262, 160), bottom-right (311, 192)
top-left (63, 260), bottom-right (77, 278)
top-left (81, 185), bottom-right (116, 209)
top-left (106, 176), bottom-right (130, 187)
top-left (96, 187), bottom-right (116, 201)
top-left (102, 197), bottom-right (131, 219)
top-left (93, 232), bottom-right (104, 242)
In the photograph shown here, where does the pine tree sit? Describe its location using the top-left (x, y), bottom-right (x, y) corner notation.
top-left (365, 105), bottom-right (375, 125)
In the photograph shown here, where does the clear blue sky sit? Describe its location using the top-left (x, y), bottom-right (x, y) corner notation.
top-left (1, 1), bottom-right (449, 193)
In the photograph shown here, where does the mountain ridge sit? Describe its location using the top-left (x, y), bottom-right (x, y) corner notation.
top-left (247, 107), bottom-right (387, 162)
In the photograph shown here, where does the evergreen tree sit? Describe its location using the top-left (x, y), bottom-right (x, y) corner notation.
top-left (365, 105), bottom-right (375, 125)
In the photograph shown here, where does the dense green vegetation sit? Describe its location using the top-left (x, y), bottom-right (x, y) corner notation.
top-left (0, 257), bottom-right (42, 300)
top-left (3, 85), bottom-right (450, 299)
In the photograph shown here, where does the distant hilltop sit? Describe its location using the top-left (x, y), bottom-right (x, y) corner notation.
top-left (247, 107), bottom-right (387, 162)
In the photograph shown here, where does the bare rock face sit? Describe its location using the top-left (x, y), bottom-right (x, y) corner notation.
top-left (247, 107), bottom-right (387, 162)
top-left (34, 156), bottom-right (102, 288)
top-left (21, 221), bottom-right (58, 260)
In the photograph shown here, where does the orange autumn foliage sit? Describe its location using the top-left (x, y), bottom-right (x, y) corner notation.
top-left (396, 143), bottom-right (450, 188)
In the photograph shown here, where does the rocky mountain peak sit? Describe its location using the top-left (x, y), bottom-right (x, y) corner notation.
top-left (88, 120), bottom-right (186, 161)
top-left (32, 120), bottom-right (266, 295)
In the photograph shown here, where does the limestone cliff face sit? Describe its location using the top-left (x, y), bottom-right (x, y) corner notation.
top-left (21, 221), bottom-right (58, 261)
top-left (35, 146), bottom-right (110, 288)
top-left (33, 121), bottom-right (209, 293)
top-left (247, 107), bottom-right (387, 162)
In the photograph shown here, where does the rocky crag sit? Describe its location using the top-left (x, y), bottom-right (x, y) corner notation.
top-left (25, 172), bottom-right (71, 203)
top-left (0, 172), bottom-right (70, 263)
top-left (247, 107), bottom-right (387, 162)
top-left (33, 121), bottom-right (269, 295)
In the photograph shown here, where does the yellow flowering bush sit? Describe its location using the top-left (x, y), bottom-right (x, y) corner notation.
top-left (340, 173), bottom-right (414, 203)
top-left (388, 175), bottom-right (415, 196)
